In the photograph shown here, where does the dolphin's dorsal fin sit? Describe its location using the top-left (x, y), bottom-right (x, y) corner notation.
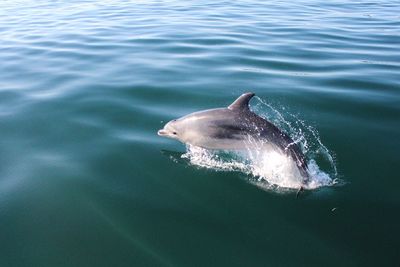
top-left (228, 92), bottom-right (255, 111)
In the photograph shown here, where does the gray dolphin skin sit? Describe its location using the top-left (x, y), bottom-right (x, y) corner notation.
top-left (158, 92), bottom-right (309, 182)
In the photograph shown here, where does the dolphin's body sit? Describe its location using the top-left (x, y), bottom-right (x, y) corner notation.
top-left (158, 92), bottom-right (309, 183)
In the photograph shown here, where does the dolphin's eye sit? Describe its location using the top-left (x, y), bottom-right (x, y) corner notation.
top-left (173, 132), bottom-right (177, 135)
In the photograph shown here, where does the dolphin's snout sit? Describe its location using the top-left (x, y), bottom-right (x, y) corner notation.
top-left (158, 129), bottom-right (167, 136)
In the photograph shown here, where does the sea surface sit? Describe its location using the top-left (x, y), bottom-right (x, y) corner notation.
top-left (1, 0), bottom-right (399, 266)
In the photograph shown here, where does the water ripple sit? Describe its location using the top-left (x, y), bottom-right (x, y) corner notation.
top-left (0, 0), bottom-right (399, 265)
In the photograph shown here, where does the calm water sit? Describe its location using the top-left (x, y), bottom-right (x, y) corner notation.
top-left (1, 0), bottom-right (399, 266)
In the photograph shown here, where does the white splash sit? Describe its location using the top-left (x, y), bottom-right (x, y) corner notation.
top-left (181, 98), bottom-right (338, 192)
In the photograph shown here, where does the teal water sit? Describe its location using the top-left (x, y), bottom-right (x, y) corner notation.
top-left (1, 0), bottom-right (399, 266)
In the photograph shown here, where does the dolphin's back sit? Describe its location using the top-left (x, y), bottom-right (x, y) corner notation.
top-left (196, 105), bottom-right (309, 177)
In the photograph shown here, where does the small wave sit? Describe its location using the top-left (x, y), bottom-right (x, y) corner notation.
top-left (180, 98), bottom-right (339, 192)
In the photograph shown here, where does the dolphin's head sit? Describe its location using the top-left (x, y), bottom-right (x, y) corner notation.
top-left (158, 116), bottom-right (197, 142)
top-left (157, 119), bottom-right (181, 140)
top-left (158, 112), bottom-right (210, 145)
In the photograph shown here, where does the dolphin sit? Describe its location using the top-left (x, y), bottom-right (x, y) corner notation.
top-left (158, 92), bottom-right (309, 183)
